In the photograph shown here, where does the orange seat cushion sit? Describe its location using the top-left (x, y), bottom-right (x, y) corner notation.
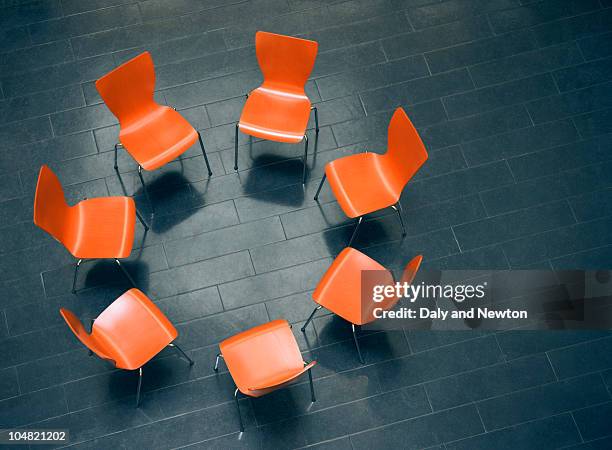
top-left (220, 320), bottom-right (307, 397)
top-left (120, 106), bottom-right (197, 171)
top-left (92, 289), bottom-right (178, 370)
top-left (326, 152), bottom-right (400, 218)
top-left (238, 87), bottom-right (311, 143)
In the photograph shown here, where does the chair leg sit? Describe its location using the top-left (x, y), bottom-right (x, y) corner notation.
top-left (234, 123), bottom-right (239, 171)
top-left (88, 319), bottom-right (95, 355)
top-left (351, 324), bottom-right (364, 364)
top-left (169, 343), bottom-right (194, 365)
top-left (234, 388), bottom-right (245, 432)
top-left (137, 166), bottom-right (153, 216)
top-left (197, 131), bottom-right (213, 177)
top-left (311, 106), bottom-right (319, 134)
top-left (135, 367), bottom-right (143, 408)
top-left (391, 203), bottom-right (406, 237)
top-left (302, 134), bottom-right (309, 185)
top-left (301, 305), bottom-right (322, 332)
top-left (314, 174), bottom-right (326, 201)
top-left (308, 367), bottom-right (316, 402)
top-left (114, 143), bottom-right (121, 170)
top-left (72, 259), bottom-right (83, 294)
top-left (214, 353), bottom-right (223, 372)
top-left (115, 259), bottom-right (136, 287)
top-left (347, 216), bottom-right (363, 247)
top-left (135, 208), bottom-right (149, 231)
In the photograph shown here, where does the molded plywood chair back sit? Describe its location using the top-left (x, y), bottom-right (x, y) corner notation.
top-left (33, 164), bottom-right (72, 249)
top-left (234, 32), bottom-right (319, 184)
top-left (95, 52), bottom-right (157, 129)
top-left (384, 108), bottom-right (429, 193)
top-left (256, 31), bottom-right (318, 94)
top-left (60, 288), bottom-right (192, 407)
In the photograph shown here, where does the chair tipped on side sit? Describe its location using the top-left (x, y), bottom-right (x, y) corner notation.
top-left (33, 164), bottom-right (147, 294)
top-left (314, 107), bottom-right (428, 246)
top-left (60, 288), bottom-right (193, 407)
top-left (213, 320), bottom-right (317, 431)
top-left (235, 31), bottom-right (319, 184)
top-left (301, 247), bottom-right (423, 363)
top-left (96, 51), bottom-right (213, 216)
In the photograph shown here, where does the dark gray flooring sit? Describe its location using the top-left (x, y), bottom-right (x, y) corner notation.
top-left (1, 0), bottom-right (612, 448)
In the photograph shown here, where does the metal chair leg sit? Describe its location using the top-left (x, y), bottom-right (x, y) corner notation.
top-left (137, 166), bottom-right (153, 216)
top-left (72, 259), bottom-right (83, 294)
top-left (347, 216), bottom-right (363, 247)
top-left (115, 259), bottom-right (136, 287)
top-left (234, 388), bottom-right (244, 432)
top-left (214, 353), bottom-right (223, 371)
top-left (308, 367), bottom-right (316, 402)
top-left (135, 367), bottom-right (143, 407)
top-left (88, 318), bottom-right (95, 355)
top-left (314, 174), bottom-right (326, 201)
top-left (114, 143), bottom-right (121, 170)
top-left (351, 324), bottom-right (364, 364)
top-left (391, 203), bottom-right (406, 237)
top-left (301, 305), bottom-right (322, 332)
top-left (234, 123), bottom-right (239, 171)
top-left (169, 343), bottom-right (194, 365)
top-left (135, 208), bottom-right (149, 231)
top-left (302, 134), bottom-right (309, 185)
top-left (311, 106), bottom-right (319, 134)
top-left (197, 131), bottom-right (213, 176)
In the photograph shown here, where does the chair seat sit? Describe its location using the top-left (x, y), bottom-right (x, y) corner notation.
top-left (313, 247), bottom-right (394, 325)
top-left (238, 87), bottom-right (311, 143)
top-left (92, 289), bottom-right (178, 370)
top-left (326, 152), bottom-right (400, 218)
top-left (120, 106), bottom-right (197, 171)
top-left (220, 320), bottom-right (308, 397)
top-left (68, 197), bottom-right (136, 259)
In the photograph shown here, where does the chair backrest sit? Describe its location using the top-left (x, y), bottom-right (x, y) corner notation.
top-left (375, 254), bottom-right (424, 314)
top-left (400, 254), bottom-right (423, 285)
top-left (95, 52), bottom-right (158, 128)
top-left (33, 165), bottom-right (72, 246)
top-left (255, 31), bottom-right (318, 94)
top-left (59, 308), bottom-right (114, 363)
top-left (384, 108), bottom-right (429, 190)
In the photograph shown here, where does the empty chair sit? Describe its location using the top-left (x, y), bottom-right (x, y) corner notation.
top-left (96, 51), bottom-right (212, 214)
top-left (60, 288), bottom-right (193, 407)
top-left (33, 165), bottom-right (147, 294)
top-left (314, 108), bottom-right (428, 246)
top-left (234, 31), bottom-right (319, 184)
top-left (301, 247), bottom-right (422, 363)
top-left (214, 320), bottom-right (317, 431)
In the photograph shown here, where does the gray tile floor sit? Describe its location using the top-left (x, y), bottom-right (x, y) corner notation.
top-left (1, 0), bottom-right (612, 448)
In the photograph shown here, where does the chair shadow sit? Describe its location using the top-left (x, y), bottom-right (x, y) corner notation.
top-left (239, 131), bottom-right (319, 206)
top-left (114, 169), bottom-right (205, 234)
top-left (321, 216), bottom-right (391, 258)
top-left (82, 259), bottom-right (150, 296)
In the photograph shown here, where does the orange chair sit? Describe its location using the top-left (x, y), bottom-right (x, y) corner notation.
top-left (96, 51), bottom-right (212, 213)
top-left (314, 108), bottom-right (428, 246)
top-left (301, 247), bottom-right (422, 363)
top-left (34, 165), bottom-right (147, 294)
top-left (213, 320), bottom-right (316, 431)
top-left (60, 288), bottom-right (192, 407)
top-left (234, 31), bottom-right (319, 184)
